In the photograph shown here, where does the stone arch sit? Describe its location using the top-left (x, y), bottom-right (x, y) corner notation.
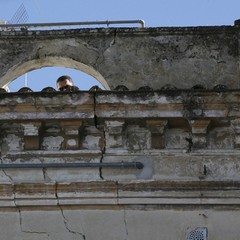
top-left (1, 56), bottom-right (110, 90)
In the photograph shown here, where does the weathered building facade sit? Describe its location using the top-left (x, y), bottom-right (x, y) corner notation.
top-left (0, 22), bottom-right (240, 239)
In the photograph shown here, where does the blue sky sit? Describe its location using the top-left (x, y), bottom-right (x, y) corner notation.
top-left (1, 0), bottom-right (240, 91)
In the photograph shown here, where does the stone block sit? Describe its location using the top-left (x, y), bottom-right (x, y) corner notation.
top-left (41, 136), bottom-right (64, 150)
top-left (105, 120), bottom-right (125, 148)
top-left (65, 136), bottom-right (79, 149)
top-left (126, 125), bottom-right (151, 150)
top-left (24, 136), bottom-right (40, 150)
top-left (208, 126), bottom-right (234, 149)
top-left (165, 128), bottom-right (190, 149)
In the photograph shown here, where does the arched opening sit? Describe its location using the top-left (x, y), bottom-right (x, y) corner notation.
top-left (1, 57), bottom-right (110, 91)
top-left (8, 67), bottom-right (105, 92)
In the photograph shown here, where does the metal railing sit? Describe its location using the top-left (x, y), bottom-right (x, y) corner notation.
top-left (0, 20), bottom-right (145, 30)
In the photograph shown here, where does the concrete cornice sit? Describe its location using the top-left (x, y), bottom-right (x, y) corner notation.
top-left (0, 181), bottom-right (240, 208)
top-left (0, 90), bottom-right (237, 121)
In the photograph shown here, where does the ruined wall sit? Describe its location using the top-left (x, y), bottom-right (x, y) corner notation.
top-left (0, 25), bottom-right (239, 90)
top-left (0, 89), bottom-right (240, 239)
top-left (1, 23), bottom-right (240, 240)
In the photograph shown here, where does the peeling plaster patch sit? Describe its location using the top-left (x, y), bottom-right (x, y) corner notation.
top-left (83, 135), bottom-right (100, 149)
top-left (65, 129), bottom-right (79, 135)
top-left (22, 124), bottom-right (39, 136)
top-left (127, 126), bottom-right (151, 150)
top-left (45, 127), bottom-right (61, 134)
top-left (70, 94), bottom-right (92, 106)
top-left (204, 109), bottom-right (227, 117)
top-left (67, 139), bottom-right (77, 146)
top-left (65, 39), bottom-right (78, 47)
top-left (38, 94), bottom-right (91, 106)
top-left (97, 93), bottom-right (182, 104)
top-left (165, 129), bottom-right (190, 149)
top-left (42, 136), bottom-right (64, 150)
top-left (3, 134), bottom-right (23, 151)
top-left (136, 156), bottom-right (153, 180)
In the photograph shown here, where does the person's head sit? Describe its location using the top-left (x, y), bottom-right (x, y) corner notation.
top-left (56, 75), bottom-right (74, 91)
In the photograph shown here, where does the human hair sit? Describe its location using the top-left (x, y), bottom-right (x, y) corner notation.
top-left (56, 75), bottom-right (74, 84)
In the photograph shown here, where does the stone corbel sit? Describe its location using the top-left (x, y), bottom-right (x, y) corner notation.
top-left (104, 120), bottom-right (125, 149)
top-left (146, 120), bottom-right (168, 149)
top-left (189, 120), bottom-right (210, 149)
top-left (23, 122), bottom-right (42, 150)
top-left (0, 123), bottom-right (25, 153)
top-left (80, 124), bottom-right (104, 150)
top-left (60, 120), bottom-right (82, 150)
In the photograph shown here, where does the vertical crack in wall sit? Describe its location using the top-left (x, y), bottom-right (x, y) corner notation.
top-left (95, 29), bottom-right (117, 68)
top-left (123, 208), bottom-right (129, 240)
top-left (93, 91), bottom-right (105, 180)
top-left (55, 183), bottom-right (86, 240)
top-left (13, 183), bottom-right (22, 229)
top-left (13, 184), bottom-right (50, 238)
top-left (0, 153), bottom-right (48, 237)
top-left (2, 169), bottom-right (13, 182)
top-left (185, 137), bottom-right (193, 153)
top-left (110, 29), bottom-right (117, 46)
top-left (42, 167), bottom-right (50, 181)
top-left (0, 155), bottom-right (13, 182)
top-left (116, 181), bottom-right (119, 205)
top-left (99, 153), bottom-right (104, 180)
top-left (13, 184), bottom-right (26, 236)
top-left (43, 167), bottom-right (47, 180)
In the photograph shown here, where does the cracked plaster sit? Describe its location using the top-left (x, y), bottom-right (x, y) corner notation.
top-left (0, 25), bottom-right (240, 239)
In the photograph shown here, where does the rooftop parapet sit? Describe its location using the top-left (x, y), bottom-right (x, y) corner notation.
top-left (0, 24), bottom-right (239, 90)
top-left (0, 89), bottom-right (239, 183)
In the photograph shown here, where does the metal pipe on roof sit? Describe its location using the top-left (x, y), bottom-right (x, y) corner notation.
top-left (0, 161), bottom-right (144, 169)
top-left (0, 19), bottom-right (145, 29)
